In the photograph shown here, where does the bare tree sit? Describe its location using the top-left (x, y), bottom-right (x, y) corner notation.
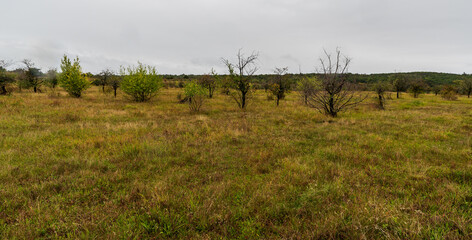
top-left (222, 49), bottom-right (259, 109)
top-left (306, 49), bottom-right (367, 117)
top-left (20, 59), bottom-right (43, 93)
top-left (269, 67), bottom-right (291, 106)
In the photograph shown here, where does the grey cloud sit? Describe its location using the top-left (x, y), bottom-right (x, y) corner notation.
top-left (1, 0), bottom-right (471, 74)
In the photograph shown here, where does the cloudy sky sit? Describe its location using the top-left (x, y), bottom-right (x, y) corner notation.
top-left (1, 0), bottom-right (471, 74)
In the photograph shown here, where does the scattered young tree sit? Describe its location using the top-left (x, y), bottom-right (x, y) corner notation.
top-left (184, 81), bottom-right (206, 112)
top-left (97, 69), bottom-right (113, 92)
top-left (459, 78), bottom-right (472, 98)
top-left (198, 69), bottom-right (218, 98)
top-left (222, 49), bottom-right (259, 109)
top-left (432, 85), bottom-right (442, 96)
top-left (269, 67), bottom-right (291, 106)
top-left (372, 82), bottom-right (390, 110)
top-left (306, 49), bottom-right (367, 117)
top-left (109, 75), bottom-right (121, 98)
top-left (297, 77), bottom-right (318, 105)
top-left (120, 62), bottom-right (162, 102)
top-left (409, 77), bottom-right (426, 98)
top-left (20, 59), bottom-right (43, 93)
top-left (391, 74), bottom-right (409, 99)
top-left (59, 55), bottom-right (90, 98)
top-left (0, 60), bottom-right (15, 95)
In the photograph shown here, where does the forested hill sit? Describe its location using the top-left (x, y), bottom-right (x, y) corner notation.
top-left (344, 72), bottom-right (466, 86)
top-left (163, 72), bottom-right (467, 87)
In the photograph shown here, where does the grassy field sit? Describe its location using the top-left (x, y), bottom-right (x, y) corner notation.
top-left (0, 87), bottom-right (471, 239)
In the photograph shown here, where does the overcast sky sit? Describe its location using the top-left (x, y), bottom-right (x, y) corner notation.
top-left (1, 0), bottom-right (471, 74)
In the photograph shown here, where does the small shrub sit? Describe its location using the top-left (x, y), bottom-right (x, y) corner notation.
top-left (441, 85), bottom-right (458, 101)
top-left (120, 62), bottom-right (162, 102)
top-left (184, 81), bottom-right (206, 112)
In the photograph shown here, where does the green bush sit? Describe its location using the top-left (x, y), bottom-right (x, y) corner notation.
top-left (120, 62), bottom-right (162, 102)
top-left (184, 81), bottom-right (206, 112)
top-left (58, 55), bottom-right (89, 98)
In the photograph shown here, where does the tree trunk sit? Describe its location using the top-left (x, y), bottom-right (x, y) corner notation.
top-left (276, 97), bottom-right (280, 106)
top-left (328, 95), bottom-right (336, 117)
top-left (379, 94), bottom-right (384, 109)
top-left (34, 86), bottom-right (37, 93)
top-left (396, 91), bottom-right (399, 99)
top-left (102, 85), bottom-right (105, 92)
top-left (241, 92), bottom-right (246, 109)
top-left (114, 88), bottom-right (117, 98)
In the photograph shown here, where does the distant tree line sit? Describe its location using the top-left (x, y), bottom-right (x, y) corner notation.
top-left (1, 49), bottom-right (471, 117)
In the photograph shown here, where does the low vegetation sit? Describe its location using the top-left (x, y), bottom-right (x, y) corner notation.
top-left (1, 51), bottom-right (472, 238)
top-left (120, 62), bottom-right (162, 102)
top-left (1, 87), bottom-right (471, 239)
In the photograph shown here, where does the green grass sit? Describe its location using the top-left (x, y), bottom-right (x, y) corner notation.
top-left (0, 88), bottom-right (471, 239)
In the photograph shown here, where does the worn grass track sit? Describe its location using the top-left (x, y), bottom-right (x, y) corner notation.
top-left (0, 87), bottom-right (471, 239)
